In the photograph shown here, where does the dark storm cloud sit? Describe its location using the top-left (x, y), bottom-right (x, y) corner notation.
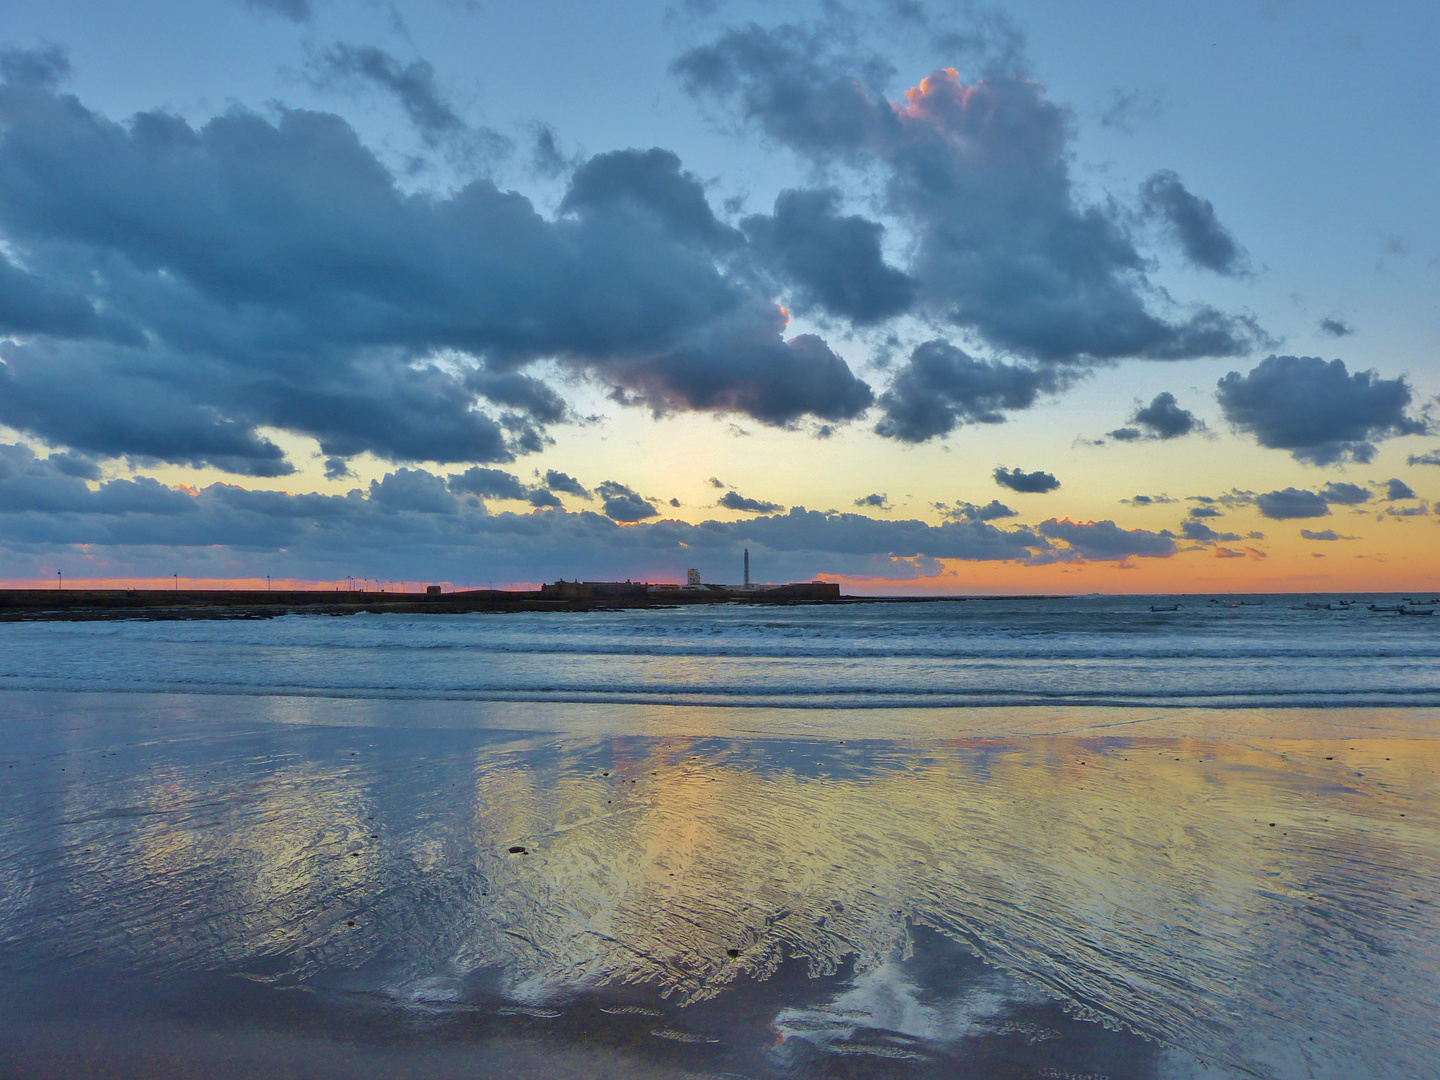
top-left (0, 65), bottom-right (876, 475)
top-left (1385, 478), bottom-right (1417, 501)
top-left (719, 490), bottom-right (783, 513)
top-left (1216, 356), bottom-right (1427, 465)
top-left (543, 471), bottom-right (591, 499)
top-left (674, 28), bottom-right (1263, 363)
top-left (1139, 170), bottom-right (1248, 275)
top-left (742, 188), bottom-right (915, 324)
top-left (596, 481), bottom-right (658, 522)
top-left (1255, 488), bottom-right (1331, 520)
top-left (527, 488), bottom-right (563, 508)
top-left (1036, 518), bottom-right (1177, 560)
top-left (993, 467), bottom-right (1060, 494)
top-left (1318, 481), bottom-right (1371, 506)
top-left (312, 45), bottom-right (469, 147)
top-left (447, 466), bottom-right (528, 501)
top-left (875, 341), bottom-right (1061, 442)
top-left (1319, 317), bottom-right (1354, 338)
top-left (854, 493), bottom-right (892, 510)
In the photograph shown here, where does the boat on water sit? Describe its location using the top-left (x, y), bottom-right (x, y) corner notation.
top-left (1370, 604), bottom-right (1405, 612)
top-left (1150, 604), bottom-right (1181, 612)
top-left (1400, 606), bottom-right (1435, 617)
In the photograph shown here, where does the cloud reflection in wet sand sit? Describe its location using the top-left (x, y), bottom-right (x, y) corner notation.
top-left (0, 695), bottom-right (1436, 1078)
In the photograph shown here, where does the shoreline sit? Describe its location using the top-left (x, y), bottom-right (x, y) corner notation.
top-left (0, 586), bottom-right (1059, 621)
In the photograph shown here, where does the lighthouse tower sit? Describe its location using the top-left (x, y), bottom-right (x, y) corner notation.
top-left (743, 548), bottom-right (750, 590)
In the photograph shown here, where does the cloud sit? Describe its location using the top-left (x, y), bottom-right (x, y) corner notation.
top-left (596, 480), bottom-right (658, 522)
top-left (719, 490), bottom-right (783, 514)
top-left (0, 255), bottom-right (143, 344)
top-left (234, 0), bottom-right (311, 22)
top-left (1385, 478), bottom-right (1417, 501)
top-left (1216, 355), bottom-right (1427, 465)
top-left (1408, 449), bottom-right (1440, 467)
top-left (875, 340), bottom-right (1061, 442)
top-left (1300, 529), bottom-right (1351, 541)
top-left (1108, 391), bottom-right (1200, 442)
top-left (674, 31), bottom-right (1263, 364)
top-left (1120, 494), bottom-right (1174, 506)
top-left (1318, 481), bottom-right (1371, 506)
top-left (1188, 506), bottom-right (1220, 518)
top-left (369, 468), bottom-right (458, 514)
top-left (1099, 87), bottom-right (1166, 133)
top-left (947, 499), bottom-right (1016, 521)
top-left (0, 72), bottom-right (879, 477)
top-left (310, 44), bottom-right (471, 148)
top-left (1139, 170), bottom-right (1248, 275)
top-left (1318, 317), bottom-right (1354, 338)
top-left (323, 456), bottom-right (354, 480)
top-left (742, 188), bottom-right (915, 325)
top-left (706, 477), bottom-right (727, 488)
top-left (1132, 391), bottom-right (1200, 439)
top-left (447, 466), bottom-right (529, 501)
top-left (0, 46), bottom-right (70, 89)
top-left (543, 470), bottom-right (591, 498)
top-left (1180, 520), bottom-right (1242, 542)
top-left (993, 466), bottom-right (1060, 494)
top-left (0, 446), bottom-right (1054, 581)
top-left (1213, 546), bottom-right (1265, 560)
top-left (1036, 518), bottom-right (1177, 561)
top-left (1255, 488), bottom-right (1331, 520)
top-left (527, 488), bottom-right (563, 508)
top-left (854, 493), bottom-right (891, 510)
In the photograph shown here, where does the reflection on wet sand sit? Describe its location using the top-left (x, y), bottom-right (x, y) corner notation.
top-left (0, 694), bottom-right (1436, 1078)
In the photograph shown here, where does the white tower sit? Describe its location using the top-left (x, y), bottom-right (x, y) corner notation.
top-left (743, 548), bottom-right (750, 590)
top-left (686, 568), bottom-right (701, 586)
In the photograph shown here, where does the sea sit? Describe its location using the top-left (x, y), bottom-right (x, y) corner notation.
top-left (0, 595), bottom-right (1436, 1079)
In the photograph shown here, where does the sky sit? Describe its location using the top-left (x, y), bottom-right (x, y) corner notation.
top-left (0, 0), bottom-right (1436, 593)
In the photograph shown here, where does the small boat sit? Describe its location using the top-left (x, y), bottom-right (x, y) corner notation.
top-left (1150, 604), bottom-right (1180, 612)
top-left (1369, 604), bottom-right (1405, 612)
top-left (1400, 606), bottom-right (1435, 617)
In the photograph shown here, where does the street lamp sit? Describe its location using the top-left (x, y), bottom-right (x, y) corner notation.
top-left (57, 570), bottom-right (62, 591)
